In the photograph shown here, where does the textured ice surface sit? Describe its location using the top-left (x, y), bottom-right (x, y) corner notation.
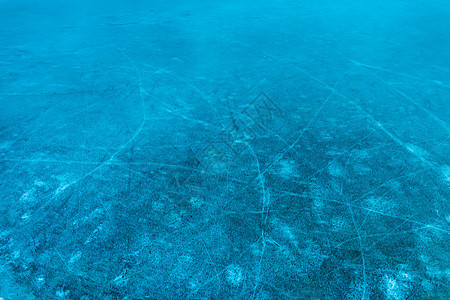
top-left (0, 0), bottom-right (449, 299)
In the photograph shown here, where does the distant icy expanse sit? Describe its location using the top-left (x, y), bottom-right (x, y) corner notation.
top-left (0, 0), bottom-right (449, 299)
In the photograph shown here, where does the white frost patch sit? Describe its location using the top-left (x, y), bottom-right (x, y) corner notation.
top-left (19, 188), bottom-right (35, 203)
top-left (385, 276), bottom-right (402, 300)
top-left (89, 208), bottom-right (103, 219)
top-left (53, 173), bottom-right (77, 195)
top-left (312, 198), bottom-right (325, 217)
top-left (383, 272), bottom-right (413, 300)
top-left (328, 161), bottom-right (344, 177)
top-left (35, 181), bottom-right (45, 187)
top-left (69, 251), bottom-right (82, 265)
top-left (19, 180), bottom-right (48, 203)
top-left (331, 216), bottom-right (348, 231)
top-left (278, 159), bottom-right (297, 179)
top-left (84, 224), bottom-right (103, 244)
top-left (55, 286), bottom-right (70, 298)
top-left (36, 275), bottom-right (46, 288)
top-left (277, 220), bottom-right (297, 244)
top-left (405, 143), bottom-right (429, 158)
top-left (189, 196), bottom-right (204, 208)
top-left (441, 165), bottom-right (450, 183)
top-left (226, 264), bottom-right (244, 286)
top-left (363, 196), bottom-right (396, 215)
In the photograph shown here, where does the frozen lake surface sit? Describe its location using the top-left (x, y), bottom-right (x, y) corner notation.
top-left (1, 0), bottom-right (449, 298)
